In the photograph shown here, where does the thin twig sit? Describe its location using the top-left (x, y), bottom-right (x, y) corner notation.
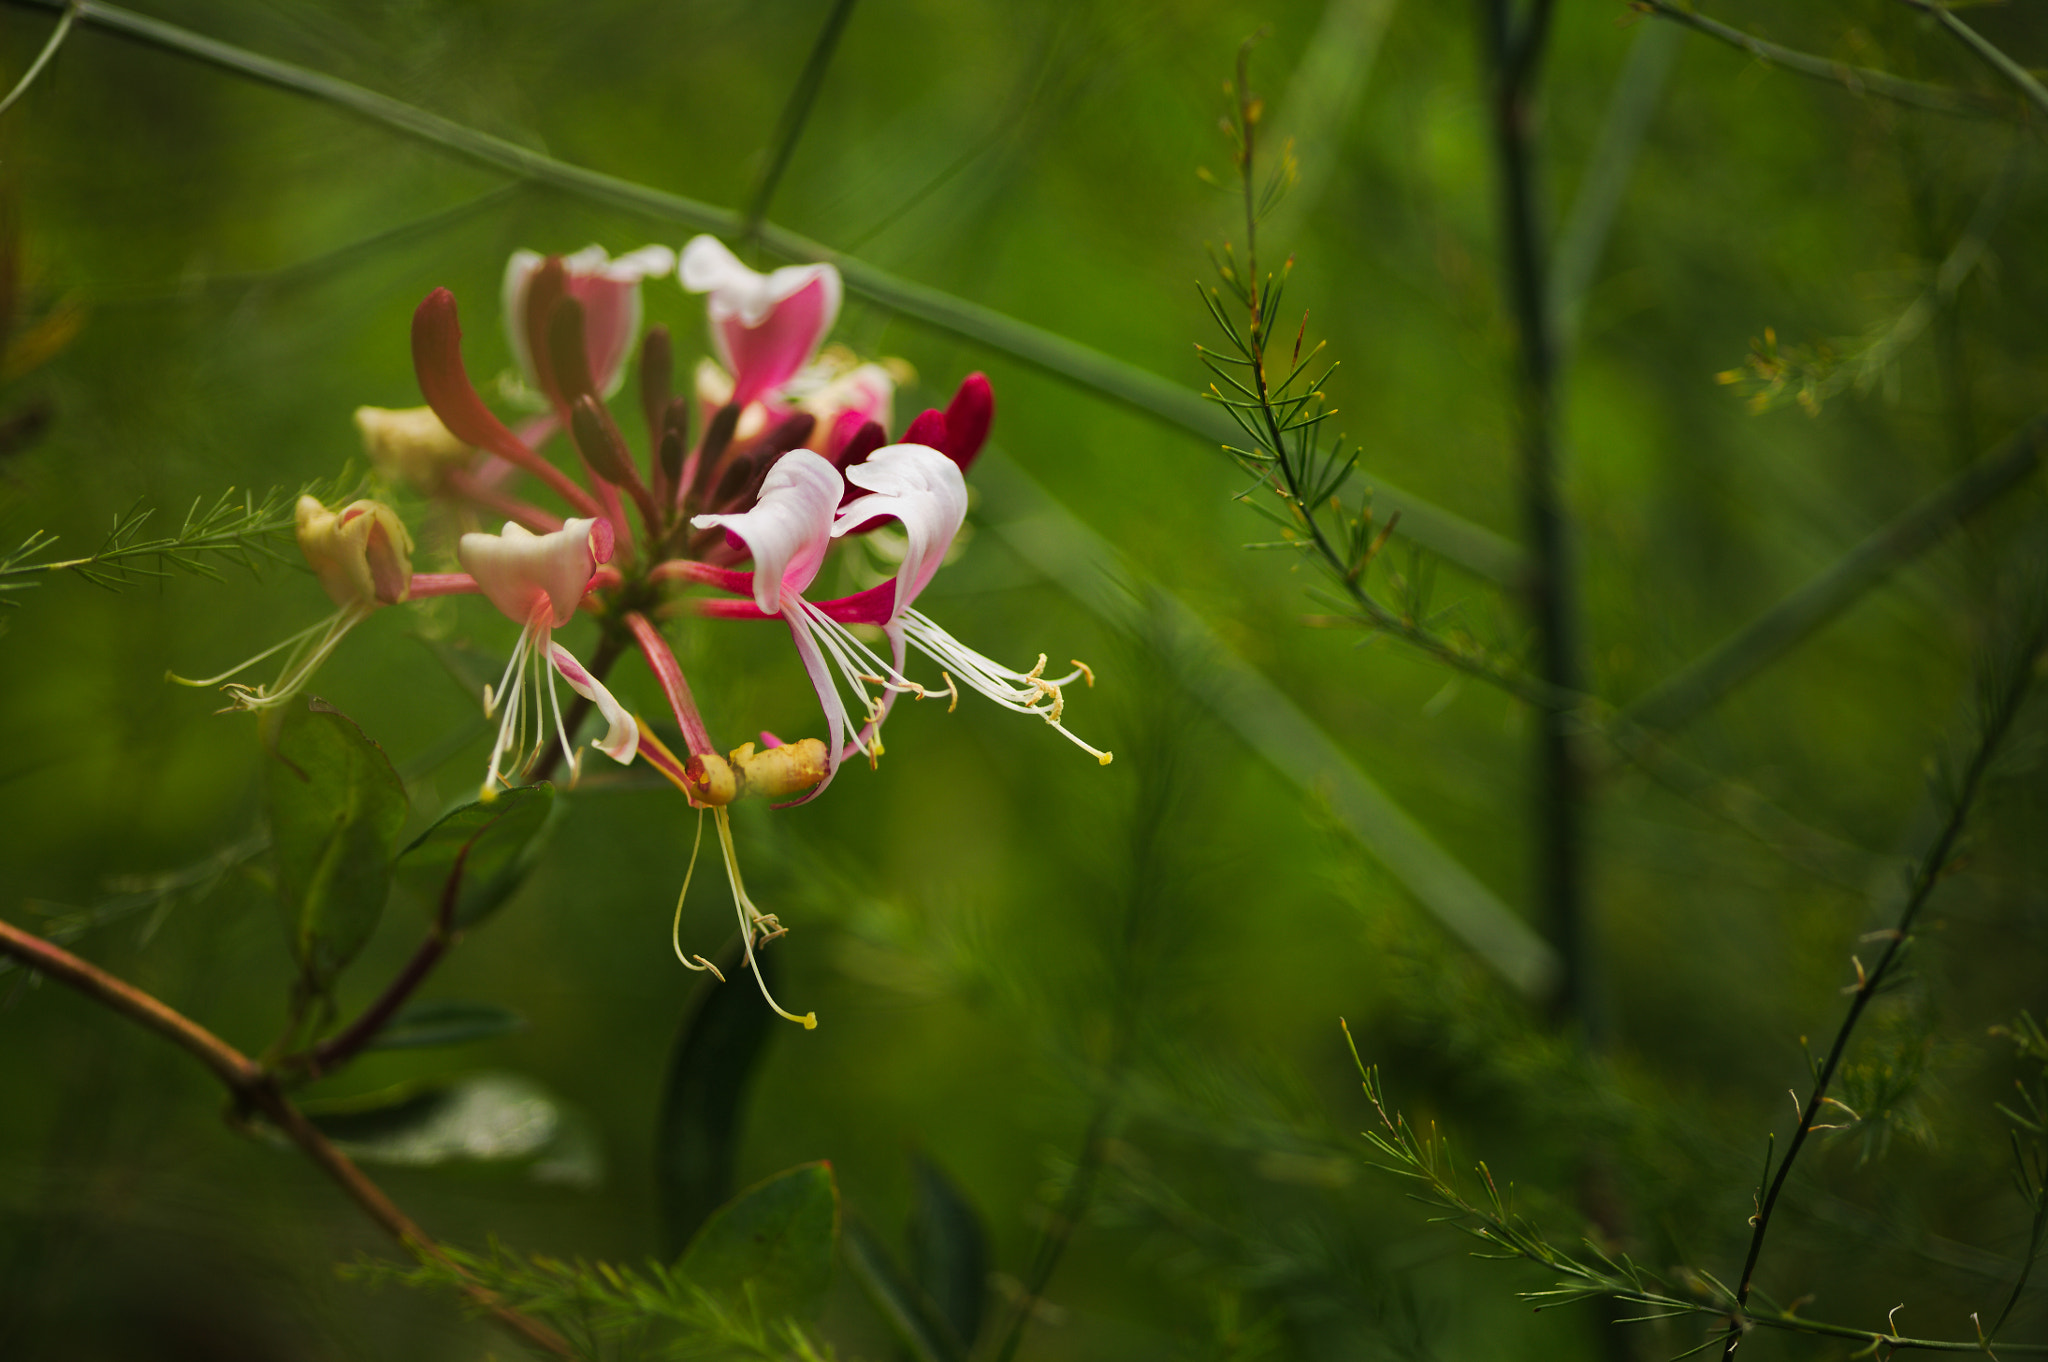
top-left (1626, 407), bottom-right (2048, 735)
top-left (0, 0), bottom-right (74, 117)
top-left (1723, 600), bottom-right (2046, 1351)
top-left (742, 0), bottom-right (859, 243)
top-left (1480, 0), bottom-right (1587, 1029)
top-left (0, 917), bottom-right (573, 1357)
top-left (1637, 0), bottom-right (2005, 119)
top-left (1895, 0), bottom-right (2048, 122)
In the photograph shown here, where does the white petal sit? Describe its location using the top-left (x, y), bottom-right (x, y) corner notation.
top-left (679, 234), bottom-right (841, 330)
top-left (550, 642), bottom-right (639, 764)
top-left (457, 518), bottom-right (598, 628)
top-left (691, 450), bottom-right (842, 613)
top-left (603, 243), bottom-right (677, 281)
top-left (833, 443), bottom-right (967, 614)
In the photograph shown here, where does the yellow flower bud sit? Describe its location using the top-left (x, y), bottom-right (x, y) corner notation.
top-left (295, 496), bottom-right (414, 608)
top-left (353, 405), bottom-right (474, 490)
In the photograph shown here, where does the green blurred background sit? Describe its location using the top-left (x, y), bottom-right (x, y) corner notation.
top-left (2, 1), bottom-right (2046, 1358)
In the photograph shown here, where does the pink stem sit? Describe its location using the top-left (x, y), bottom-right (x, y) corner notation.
top-left (407, 572), bottom-right (484, 599)
top-left (624, 610), bottom-right (715, 756)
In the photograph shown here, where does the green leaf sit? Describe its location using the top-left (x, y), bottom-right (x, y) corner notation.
top-left (300, 1071), bottom-right (559, 1166)
top-left (266, 699), bottom-right (409, 992)
top-left (843, 1217), bottom-right (965, 1362)
top-left (678, 1161), bottom-right (839, 1324)
top-left (363, 999), bottom-right (527, 1052)
top-left (394, 784), bottom-right (557, 929)
top-left (909, 1154), bottom-right (990, 1350)
top-left (655, 934), bottom-right (780, 1257)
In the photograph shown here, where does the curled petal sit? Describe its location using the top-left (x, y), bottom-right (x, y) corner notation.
top-left (679, 236), bottom-right (841, 407)
top-left (690, 450), bottom-right (842, 613)
top-left (549, 642), bottom-right (639, 764)
top-left (457, 518), bottom-right (602, 628)
top-left (832, 444), bottom-right (967, 618)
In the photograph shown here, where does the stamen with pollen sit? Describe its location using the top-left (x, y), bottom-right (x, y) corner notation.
top-left (896, 612), bottom-right (1113, 764)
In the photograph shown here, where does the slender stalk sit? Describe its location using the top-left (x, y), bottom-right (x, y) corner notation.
top-left (0, 0), bottom-right (1520, 584)
top-left (302, 831), bottom-right (480, 1076)
top-left (1895, 0), bottom-right (2048, 122)
top-left (625, 609), bottom-right (715, 756)
top-left (1479, 0), bottom-right (1587, 1030)
top-left (1625, 407), bottom-right (2048, 735)
top-left (1724, 609), bottom-right (2044, 1350)
top-left (0, 0), bottom-right (75, 117)
top-left (742, 0), bottom-right (859, 242)
top-left (1637, 0), bottom-right (2003, 119)
top-left (990, 1105), bottom-right (1112, 1362)
top-left (0, 917), bottom-right (573, 1357)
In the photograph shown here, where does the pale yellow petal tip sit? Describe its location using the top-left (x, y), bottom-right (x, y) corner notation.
top-left (1099, 751), bottom-right (1115, 766)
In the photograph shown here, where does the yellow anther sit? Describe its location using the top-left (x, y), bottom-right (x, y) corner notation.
top-left (1071, 659), bottom-right (1096, 687)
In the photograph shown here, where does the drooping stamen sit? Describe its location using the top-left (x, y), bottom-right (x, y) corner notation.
top-left (670, 809), bottom-right (724, 979)
top-left (170, 601), bottom-right (374, 712)
top-left (713, 807), bottom-right (816, 1029)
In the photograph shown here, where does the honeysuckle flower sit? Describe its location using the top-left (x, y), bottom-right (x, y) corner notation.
top-left (684, 445), bottom-right (1109, 793)
top-left (171, 496), bottom-right (416, 711)
top-left (832, 444), bottom-right (1111, 765)
top-left (355, 405), bottom-right (476, 493)
top-left (503, 244), bottom-right (677, 402)
top-left (457, 516), bottom-right (638, 797)
top-left (679, 235), bottom-right (840, 409)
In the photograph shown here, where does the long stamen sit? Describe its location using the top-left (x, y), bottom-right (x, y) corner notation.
top-left (713, 807), bottom-right (816, 1029)
top-left (481, 622), bottom-right (537, 798)
top-left (670, 809), bottom-right (724, 978)
top-left (169, 614), bottom-right (337, 689)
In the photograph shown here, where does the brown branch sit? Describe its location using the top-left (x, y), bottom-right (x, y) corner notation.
top-left (0, 916), bottom-right (573, 1358)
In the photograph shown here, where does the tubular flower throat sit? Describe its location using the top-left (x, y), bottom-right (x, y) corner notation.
top-left (457, 517), bottom-right (638, 798)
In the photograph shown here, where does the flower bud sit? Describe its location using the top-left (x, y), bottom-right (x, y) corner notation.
top-left (295, 495), bottom-right (414, 608)
top-left (354, 405), bottom-right (475, 491)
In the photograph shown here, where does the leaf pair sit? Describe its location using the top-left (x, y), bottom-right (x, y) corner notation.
top-left (265, 697), bottom-right (556, 998)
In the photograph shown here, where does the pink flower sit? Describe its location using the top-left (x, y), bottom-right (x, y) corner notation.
top-left (679, 236), bottom-right (841, 409)
top-left (457, 517), bottom-right (638, 797)
top-left (684, 445), bottom-right (1109, 792)
top-left (503, 245), bottom-right (677, 403)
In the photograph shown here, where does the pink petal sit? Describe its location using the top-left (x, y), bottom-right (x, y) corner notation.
top-left (549, 642), bottom-right (639, 763)
top-left (943, 372), bottom-right (994, 472)
top-left (721, 273), bottom-right (834, 408)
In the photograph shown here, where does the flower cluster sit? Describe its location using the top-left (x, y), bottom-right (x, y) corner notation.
top-left (179, 238), bottom-right (1108, 1026)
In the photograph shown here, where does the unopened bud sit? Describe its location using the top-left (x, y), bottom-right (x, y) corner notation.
top-left (295, 495), bottom-right (414, 608)
top-left (354, 405), bottom-right (475, 491)
top-left (570, 395), bottom-right (636, 488)
top-left (639, 325), bottom-right (673, 440)
top-left (660, 396), bottom-right (690, 488)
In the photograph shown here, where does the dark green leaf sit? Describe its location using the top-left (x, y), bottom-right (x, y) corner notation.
top-left (655, 933), bottom-right (779, 1257)
top-left (394, 784), bottom-right (557, 929)
top-left (363, 999), bottom-right (527, 1052)
top-left (909, 1154), bottom-right (990, 1350)
top-left (266, 698), bottom-right (408, 991)
top-left (300, 1071), bottom-right (559, 1166)
top-left (843, 1217), bottom-right (965, 1362)
top-left (678, 1161), bottom-right (838, 1324)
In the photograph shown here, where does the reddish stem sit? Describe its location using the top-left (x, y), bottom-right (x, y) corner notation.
top-left (625, 610), bottom-right (715, 756)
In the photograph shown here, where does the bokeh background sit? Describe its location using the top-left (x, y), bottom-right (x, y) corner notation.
top-left (2, 1), bottom-right (2047, 1358)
